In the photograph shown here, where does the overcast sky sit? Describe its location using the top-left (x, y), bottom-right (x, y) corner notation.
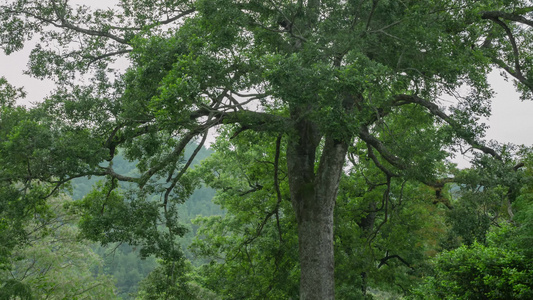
top-left (1, 1), bottom-right (532, 167)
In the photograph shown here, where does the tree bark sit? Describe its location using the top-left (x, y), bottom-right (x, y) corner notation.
top-left (287, 121), bottom-right (349, 300)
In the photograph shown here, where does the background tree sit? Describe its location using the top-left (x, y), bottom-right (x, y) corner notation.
top-left (408, 145), bottom-right (533, 299)
top-left (0, 77), bottom-right (28, 270)
top-left (136, 259), bottom-right (220, 300)
top-left (0, 195), bottom-right (117, 299)
top-left (411, 224), bottom-right (533, 299)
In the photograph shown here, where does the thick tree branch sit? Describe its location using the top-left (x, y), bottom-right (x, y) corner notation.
top-left (481, 12), bottom-right (533, 92)
top-left (366, 144), bottom-right (400, 178)
top-left (490, 57), bottom-right (533, 92)
top-left (138, 102), bottom-right (292, 189)
top-left (482, 15), bottom-right (523, 76)
top-left (100, 107), bottom-right (292, 190)
top-left (143, 8), bottom-right (196, 29)
top-left (6, 3), bottom-right (195, 46)
top-left (103, 165), bottom-right (139, 183)
top-left (482, 10), bottom-right (533, 27)
top-left (191, 107), bottom-right (293, 134)
top-left (358, 125), bottom-right (405, 168)
top-left (514, 162), bottom-right (525, 171)
top-left (106, 8), bottom-right (196, 31)
top-left (47, 0), bottom-right (128, 44)
top-left (393, 94), bottom-right (502, 160)
top-left (273, 135), bottom-right (283, 205)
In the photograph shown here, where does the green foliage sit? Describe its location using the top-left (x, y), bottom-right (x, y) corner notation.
top-left (411, 152), bottom-right (533, 299)
top-left (335, 180), bottom-right (443, 298)
top-left (65, 144), bottom-right (218, 298)
top-left (513, 154), bottom-right (533, 259)
top-left (71, 180), bottom-right (188, 261)
top-left (188, 129), bottom-right (452, 299)
top-left (412, 226), bottom-right (533, 300)
top-left (0, 279), bottom-right (34, 300)
top-left (91, 243), bottom-right (158, 299)
top-left (0, 77), bottom-right (25, 107)
top-left (0, 94), bottom-right (68, 270)
top-left (2, 0), bottom-right (533, 299)
top-left (190, 131), bottom-right (300, 299)
top-left (67, 144), bottom-right (214, 262)
top-left (443, 148), bottom-right (527, 248)
top-left (0, 195), bottom-right (118, 299)
top-left (136, 260), bottom-right (220, 300)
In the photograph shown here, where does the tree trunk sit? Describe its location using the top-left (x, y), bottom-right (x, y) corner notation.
top-left (296, 199), bottom-right (336, 300)
top-left (287, 121), bottom-right (349, 300)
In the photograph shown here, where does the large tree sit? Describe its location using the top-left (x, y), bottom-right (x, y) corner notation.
top-left (189, 129), bottom-right (447, 298)
top-left (1, 0), bottom-right (533, 299)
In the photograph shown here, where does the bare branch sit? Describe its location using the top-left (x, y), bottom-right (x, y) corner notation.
top-left (83, 49), bottom-right (133, 65)
top-left (378, 253), bottom-right (414, 270)
top-left (368, 176), bottom-right (391, 246)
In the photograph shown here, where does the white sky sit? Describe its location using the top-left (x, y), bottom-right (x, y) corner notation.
top-left (485, 72), bottom-right (533, 146)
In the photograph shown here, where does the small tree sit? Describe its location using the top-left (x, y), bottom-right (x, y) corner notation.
top-left (412, 226), bottom-right (533, 300)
